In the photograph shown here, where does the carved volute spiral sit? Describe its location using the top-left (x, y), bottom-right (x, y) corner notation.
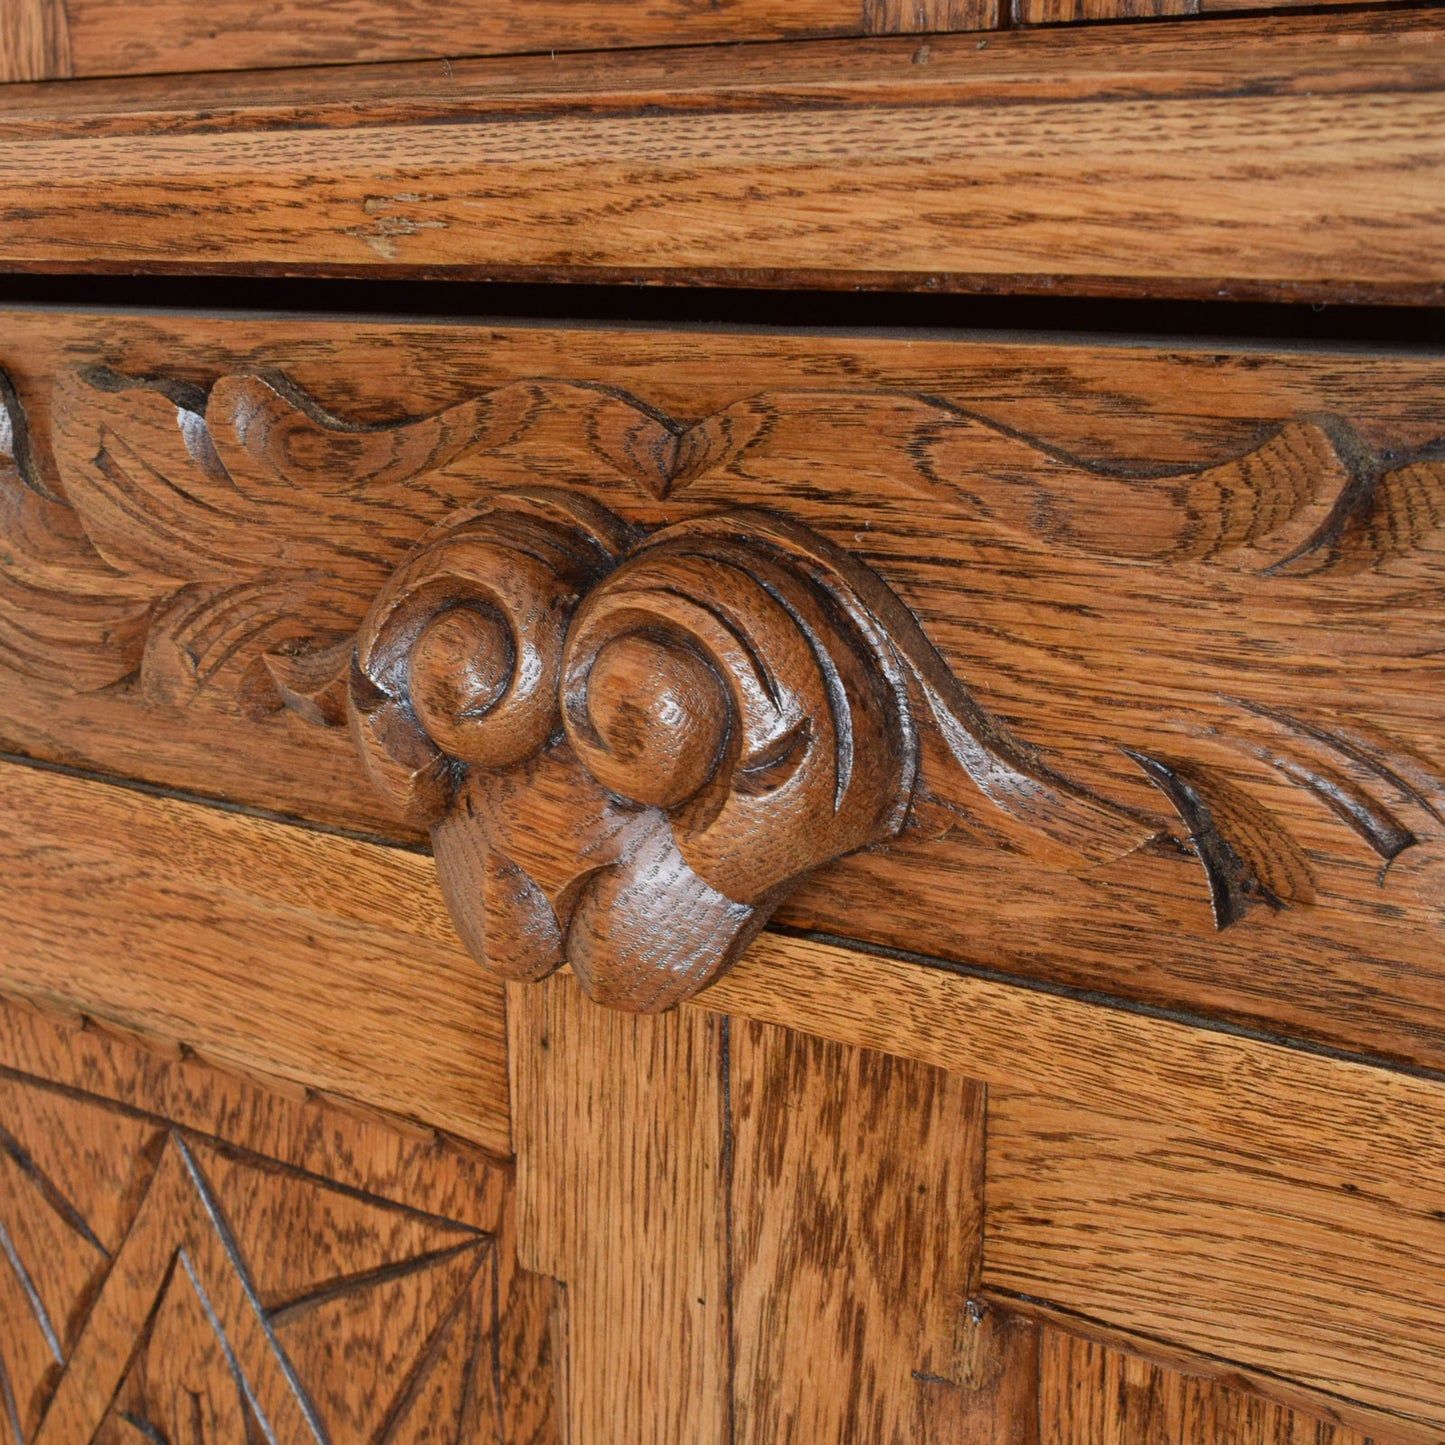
top-left (339, 487), bottom-right (1159, 1011)
top-left (348, 488), bottom-right (637, 827)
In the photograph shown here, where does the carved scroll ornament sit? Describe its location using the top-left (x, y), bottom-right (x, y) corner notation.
top-left (327, 490), bottom-right (1149, 1010)
top-left (2, 364), bottom-right (1441, 1011)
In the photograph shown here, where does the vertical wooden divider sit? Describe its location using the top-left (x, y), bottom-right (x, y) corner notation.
top-left (510, 972), bottom-right (1039, 1442)
top-left (509, 973), bottom-right (735, 1445)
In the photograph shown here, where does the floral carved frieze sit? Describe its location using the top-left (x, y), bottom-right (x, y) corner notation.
top-left (1, 364), bottom-right (1441, 1010)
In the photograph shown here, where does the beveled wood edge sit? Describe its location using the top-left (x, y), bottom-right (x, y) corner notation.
top-left (0, 11), bottom-right (1439, 301)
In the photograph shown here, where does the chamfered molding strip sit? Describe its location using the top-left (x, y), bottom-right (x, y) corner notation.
top-left (0, 13), bottom-right (1439, 301)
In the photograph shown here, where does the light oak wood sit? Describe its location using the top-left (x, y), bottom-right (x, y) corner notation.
top-left (0, 993), bottom-right (557, 1444)
top-left (2, 308), bottom-right (1442, 1069)
top-left (2, 759), bottom-right (1442, 1433)
top-left (729, 1019), bottom-right (1022, 1442)
top-left (0, 762), bottom-right (512, 1156)
top-left (0, 14), bottom-right (1438, 300)
top-left (509, 972), bottom-right (733, 1445)
top-left (708, 934), bottom-right (1445, 1433)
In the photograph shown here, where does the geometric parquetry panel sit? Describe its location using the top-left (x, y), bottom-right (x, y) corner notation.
top-left (0, 1073), bottom-right (506, 1444)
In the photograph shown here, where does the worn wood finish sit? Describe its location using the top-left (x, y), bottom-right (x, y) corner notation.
top-left (1014, 0), bottom-right (1368, 24)
top-left (0, 762), bottom-right (512, 1156)
top-left (0, 994), bottom-right (557, 1445)
top-left (0, 1), bottom-right (72, 83)
top-left (0, 15), bottom-right (1439, 300)
top-left (728, 1019), bottom-right (1023, 1443)
top-left (1037, 1332), bottom-right (1381, 1445)
top-left (57, 0), bottom-right (906, 80)
top-left (3, 309), bottom-right (1442, 1065)
top-left (508, 973), bottom-right (733, 1445)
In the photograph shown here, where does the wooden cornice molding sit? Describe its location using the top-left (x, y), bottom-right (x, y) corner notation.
top-left (2, 361), bottom-right (1441, 1011)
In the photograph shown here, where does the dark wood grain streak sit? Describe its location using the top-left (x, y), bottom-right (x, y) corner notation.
top-left (0, 14), bottom-right (1438, 299)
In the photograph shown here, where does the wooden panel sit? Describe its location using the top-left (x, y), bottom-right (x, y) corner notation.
top-left (0, 762), bottom-right (512, 1156)
top-left (707, 933), bottom-right (1445, 1437)
top-left (0, 14), bottom-right (1438, 300)
top-left (1038, 1332), bottom-right (1379, 1445)
top-left (0, 1), bottom-right (71, 83)
top-left (1, 757), bottom-right (1440, 1433)
top-left (58, 0), bottom-right (882, 80)
top-left (0, 996), bottom-right (557, 1445)
top-left (987, 1085), bottom-right (1445, 1431)
top-left (1, 308), bottom-right (1442, 1072)
top-left (866, 0), bottom-right (1001, 32)
top-left (509, 973), bottom-right (733, 1445)
top-left (728, 1019), bottom-right (1023, 1442)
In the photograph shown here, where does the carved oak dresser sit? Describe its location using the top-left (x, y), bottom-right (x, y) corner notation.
top-left (0, 1), bottom-right (1442, 1441)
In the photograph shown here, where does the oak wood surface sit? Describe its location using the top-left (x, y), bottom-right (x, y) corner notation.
top-left (1, 309), bottom-right (1442, 1072)
top-left (729, 1018), bottom-right (1005, 1442)
top-left (1014, 0), bottom-right (1373, 22)
top-left (1037, 1332), bottom-right (1380, 1445)
top-left (0, 762), bottom-right (512, 1156)
top-left (2, 760), bottom-right (1442, 1433)
top-left (708, 934), bottom-right (1445, 1434)
top-left (0, 14), bottom-right (1438, 300)
top-left (509, 973), bottom-right (734, 1445)
top-left (0, 1), bottom-right (72, 83)
top-left (0, 993), bottom-right (557, 1444)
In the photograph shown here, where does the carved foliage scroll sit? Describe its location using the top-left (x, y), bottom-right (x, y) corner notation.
top-left (2, 364), bottom-right (1441, 1011)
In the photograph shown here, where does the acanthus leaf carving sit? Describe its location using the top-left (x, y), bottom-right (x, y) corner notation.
top-left (3, 362), bottom-right (1442, 1010)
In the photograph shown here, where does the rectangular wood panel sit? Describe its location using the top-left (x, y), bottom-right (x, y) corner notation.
top-left (707, 935), bottom-right (1445, 1436)
top-left (0, 14), bottom-right (1438, 300)
top-left (0, 761), bottom-right (512, 1156)
top-left (0, 995), bottom-right (557, 1444)
top-left (0, 1), bottom-right (71, 83)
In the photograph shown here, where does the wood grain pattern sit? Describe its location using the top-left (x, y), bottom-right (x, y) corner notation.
top-left (0, 761), bottom-right (511, 1156)
top-left (1038, 1332), bottom-right (1380, 1445)
top-left (0, 1), bottom-right (72, 84)
top-left (3, 760), bottom-right (1442, 1434)
top-left (3, 308), bottom-right (1442, 1066)
top-left (0, 14), bottom-right (1438, 300)
top-left (509, 972), bottom-right (733, 1445)
top-left (0, 996), bottom-right (557, 1445)
top-left (729, 1019), bottom-right (1025, 1443)
top-left (708, 932), bottom-right (1445, 1435)
top-left (59, 0), bottom-right (879, 80)
top-left (1015, 0), bottom-right (1368, 23)
top-left (865, 0), bottom-right (1001, 32)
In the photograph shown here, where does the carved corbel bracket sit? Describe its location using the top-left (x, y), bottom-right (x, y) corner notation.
top-left (300, 488), bottom-right (1151, 1011)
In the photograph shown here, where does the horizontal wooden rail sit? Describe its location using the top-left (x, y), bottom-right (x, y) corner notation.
top-left (0, 14), bottom-right (1439, 301)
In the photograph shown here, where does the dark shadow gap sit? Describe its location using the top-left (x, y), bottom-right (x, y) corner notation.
top-left (0, 274), bottom-right (1441, 347)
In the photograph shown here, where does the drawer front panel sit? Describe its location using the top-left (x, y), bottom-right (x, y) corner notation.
top-left (3, 308), bottom-right (1442, 1066)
